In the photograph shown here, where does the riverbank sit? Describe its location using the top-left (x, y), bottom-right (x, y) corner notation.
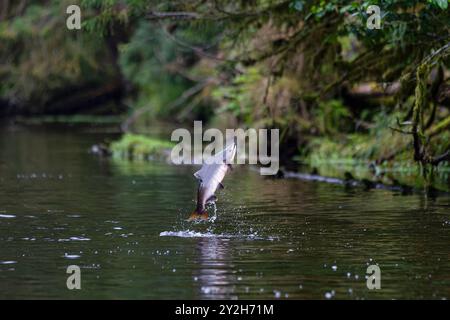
top-left (3, 117), bottom-right (448, 193)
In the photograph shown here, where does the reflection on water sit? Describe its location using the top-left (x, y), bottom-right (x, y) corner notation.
top-left (195, 237), bottom-right (235, 299)
top-left (0, 123), bottom-right (449, 299)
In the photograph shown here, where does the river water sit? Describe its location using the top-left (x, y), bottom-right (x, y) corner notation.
top-left (0, 123), bottom-right (449, 299)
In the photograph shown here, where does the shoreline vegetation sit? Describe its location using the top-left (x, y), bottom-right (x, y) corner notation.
top-left (103, 128), bottom-right (450, 194)
top-left (1, 1), bottom-right (450, 192)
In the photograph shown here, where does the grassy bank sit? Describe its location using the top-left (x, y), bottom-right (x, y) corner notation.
top-left (110, 133), bottom-right (174, 160)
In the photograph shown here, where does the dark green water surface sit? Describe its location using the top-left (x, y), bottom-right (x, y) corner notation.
top-left (0, 124), bottom-right (449, 299)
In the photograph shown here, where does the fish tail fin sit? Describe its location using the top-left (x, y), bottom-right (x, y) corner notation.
top-left (188, 210), bottom-right (209, 221)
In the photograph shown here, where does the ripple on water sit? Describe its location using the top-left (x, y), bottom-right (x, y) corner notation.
top-left (58, 236), bottom-right (91, 242)
top-left (0, 214), bottom-right (16, 219)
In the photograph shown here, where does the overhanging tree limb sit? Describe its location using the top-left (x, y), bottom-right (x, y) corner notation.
top-left (410, 42), bottom-right (450, 165)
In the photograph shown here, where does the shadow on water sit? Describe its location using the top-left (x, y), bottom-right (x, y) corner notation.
top-left (0, 123), bottom-right (449, 299)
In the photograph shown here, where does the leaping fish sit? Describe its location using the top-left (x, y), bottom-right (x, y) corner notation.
top-left (189, 141), bottom-right (237, 221)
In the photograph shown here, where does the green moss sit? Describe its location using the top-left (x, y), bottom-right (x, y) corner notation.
top-left (298, 130), bottom-right (450, 192)
top-left (110, 133), bottom-right (174, 160)
top-left (305, 131), bottom-right (409, 165)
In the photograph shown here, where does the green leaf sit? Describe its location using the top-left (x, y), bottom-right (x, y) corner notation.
top-left (431, 0), bottom-right (448, 10)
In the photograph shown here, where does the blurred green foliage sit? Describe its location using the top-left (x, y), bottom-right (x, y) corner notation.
top-left (0, 0), bottom-right (119, 114)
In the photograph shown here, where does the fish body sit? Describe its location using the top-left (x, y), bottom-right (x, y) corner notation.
top-left (189, 142), bottom-right (236, 220)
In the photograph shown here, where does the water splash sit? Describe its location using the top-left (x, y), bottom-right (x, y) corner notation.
top-left (160, 230), bottom-right (218, 238)
top-left (159, 229), bottom-right (277, 240)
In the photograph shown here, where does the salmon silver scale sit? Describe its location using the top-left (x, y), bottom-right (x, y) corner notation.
top-left (189, 141), bottom-right (236, 220)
